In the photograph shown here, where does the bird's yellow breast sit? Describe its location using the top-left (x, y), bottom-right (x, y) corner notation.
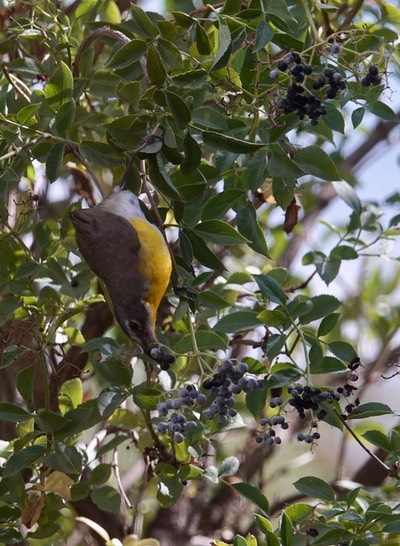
top-left (130, 218), bottom-right (172, 327)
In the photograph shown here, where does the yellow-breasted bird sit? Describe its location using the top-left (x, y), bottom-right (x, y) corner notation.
top-left (70, 190), bottom-right (174, 366)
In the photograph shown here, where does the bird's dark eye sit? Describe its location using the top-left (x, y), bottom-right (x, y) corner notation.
top-left (127, 320), bottom-right (141, 334)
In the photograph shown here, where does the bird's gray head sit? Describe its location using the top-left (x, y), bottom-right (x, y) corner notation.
top-left (99, 190), bottom-right (146, 221)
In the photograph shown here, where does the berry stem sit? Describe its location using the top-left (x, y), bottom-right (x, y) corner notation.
top-left (334, 409), bottom-right (391, 474)
top-left (299, 0), bottom-right (321, 44)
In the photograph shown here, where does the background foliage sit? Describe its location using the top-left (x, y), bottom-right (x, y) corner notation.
top-left (0, 0), bottom-right (400, 545)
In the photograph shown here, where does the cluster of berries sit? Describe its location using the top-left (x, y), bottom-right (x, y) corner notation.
top-left (339, 357), bottom-right (361, 418)
top-left (276, 85), bottom-right (327, 126)
top-left (288, 385), bottom-right (341, 420)
top-left (156, 386), bottom-right (206, 443)
top-left (272, 54), bottom-right (336, 125)
top-left (271, 52), bottom-right (355, 125)
top-left (256, 414), bottom-right (289, 446)
top-left (297, 420), bottom-right (321, 444)
top-left (203, 360), bottom-right (263, 425)
top-left (312, 68), bottom-right (346, 99)
top-left (361, 65), bottom-right (382, 87)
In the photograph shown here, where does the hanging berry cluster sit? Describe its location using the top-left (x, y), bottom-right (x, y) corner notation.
top-left (271, 51), bottom-right (383, 126)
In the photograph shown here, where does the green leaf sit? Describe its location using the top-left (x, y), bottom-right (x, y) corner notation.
top-left (214, 311), bottom-right (262, 333)
top-left (97, 388), bottom-right (128, 418)
top-left (55, 99), bottom-right (76, 137)
top-left (302, 250), bottom-right (341, 285)
top-left (165, 91), bottom-right (191, 128)
top-left (266, 334), bottom-right (286, 360)
top-left (194, 219), bottom-right (250, 245)
top-left (254, 274), bottom-right (287, 305)
top-left (16, 103), bottom-right (41, 125)
top-left (352, 107), bottom-right (365, 128)
top-left (233, 535), bottom-right (248, 546)
top-left (323, 103), bottom-right (345, 133)
top-left (76, 0), bottom-right (97, 18)
top-left (71, 483), bottom-right (90, 501)
top-left (4, 445), bottom-right (47, 476)
top-left (280, 512), bottom-right (293, 546)
top-left (246, 388), bottom-right (267, 419)
top-left (362, 430), bottom-right (391, 452)
top-left (347, 402), bottom-right (393, 419)
top-left (265, 363), bottom-right (302, 388)
top-left (254, 20), bottom-right (274, 51)
top-left (44, 61), bottom-right (73, 110)
top-left (157, 476), bottom-right (184, 507)
top-left (91, 485), bottom-right (121, 513)
top-left (231, 482), bottom-right (269, 515)
top-left (180, 133), bottom-right (202, 175)
top-left (272, 178), bottom-right (295, 209)
top-left (332, 182), bottom-right (362, 213)
top-left (58, 379), bottom-right (83, 415)
top-left (330, 245), bottom-right (358, 260)
top-left (293, 476), bottom-right (335, 502)
top-left (368, 100), bottom-right (398, 121)
top-left (132, 384), bottom-right (161, 410)
top-left (170, 69), bottom-right (208, 88)
top-left (196, 22), bottom-right (213, 55)
top-left (16, 364), bottom-right (36, 404)
top-left (175, 330), bottom-right (227, 353)
top-left (202, 129), bottom-right (266, 153)
top-left (284, 503), bottom-right (313, 524)
top-left (255, 514), bottom-right (273, 534)
top-left (311, 356), bottom-right (346, 373)
top-left (237, 203), bottom-right (271, 257)
top-left (34, 410), bottom-right (69, 433)
top-left (46, 141), bottom-right (65, 183)
top-left (148, 154), bottom-right (183, 200)
top-left (184, 230), bottom-right (226, 270)
top-left (268, 145), bottom-right (305, 179)
top-left (171, 11), bottom-right (196, 28)
top-left (328, 341), bottom-right (357, 361)
top-left (1, 345), bottom-right (27, 368)
top-left (79, 140), bottom-right (121, 168)
top-left (130, 4), bottom-right (158, 37)
top-left (201, 189), bottom-right (245, 220)
top-left (0, 403), bottom-right (31, 423)
top-left (83, 337), bottom-right (122, 361)
top-left (147, 45), bottom-right (167, 87)
top-left (90, 463), bottom-right (112, 485)
top-left (318, 313), bottom-right (340, 336)
top-left (296, 146), bottom-right (339, 181)
top-left (44, 444), bottom-right (83, 475)
top-left (264, 0), bottom-right (296, 21)
top-left (212, 23), bottom-right (231, 69)
top-left (107, 39), bottom-right (147, 69)
top-left (299, 295), bottom-right (341, 324)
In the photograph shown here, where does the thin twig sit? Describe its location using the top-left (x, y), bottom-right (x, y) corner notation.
top-left (113, 448), bottom-right (133, 509)
top-left (334, 409), bottom-right (391, 474)
top-left (73, 27), bottom-right (130, 77)
top-left (339, 0), bottom-right (364, 30)
top-left (284, 270), bottom-right (317, 293)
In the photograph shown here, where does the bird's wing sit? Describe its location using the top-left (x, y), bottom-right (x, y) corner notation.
top-left (70, 208), bottom-right (146, 302)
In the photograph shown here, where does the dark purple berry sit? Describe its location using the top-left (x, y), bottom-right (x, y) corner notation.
top-left (326, 88), bottom-right (337, 99)
top-left (368, 65), bottom-right (379, 76)
top-left (270, 69), bottom-right (279, 79)
top-left (303, 65), bottom-right (313, 75)
top-left (277, 60), bottom-right (288, 71)
top-left (323, 68), bottom-right (335, 78)
top-left (312, 77), bottom-right (325, 90)
top-left (361, 76), bottom-right (371, 87)
top-left (330, 43), bottom-right (340, 55)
